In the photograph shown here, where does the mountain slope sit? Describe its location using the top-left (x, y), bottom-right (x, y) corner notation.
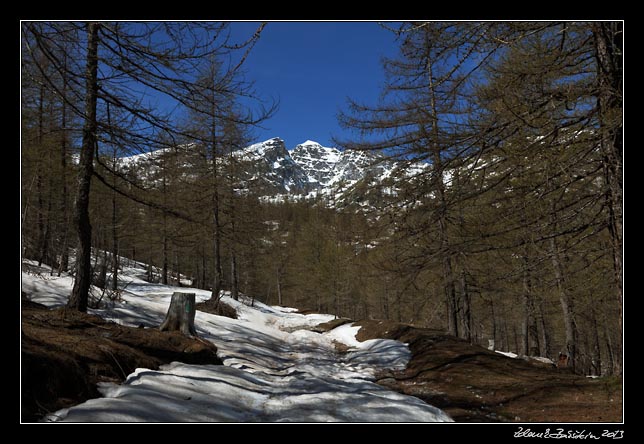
top-left (235, 137), bottom-right (314, 194)
top-left (290, 140), bottom-right (400, 189)
top-left (290, 140), bottom-right (342, 186)
top-left (116, 137), bottom-right (408, 200)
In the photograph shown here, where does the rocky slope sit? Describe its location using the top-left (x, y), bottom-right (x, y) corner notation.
top-left (118, 137), bottom-right (412, 201)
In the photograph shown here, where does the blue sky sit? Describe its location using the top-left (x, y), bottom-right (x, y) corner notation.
top-left (229, 22), bottom-right (399, 150)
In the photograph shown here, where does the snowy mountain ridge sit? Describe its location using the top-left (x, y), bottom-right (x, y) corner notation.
top-left (237, 137), bottom-right (408, 199)
top-left (117, 137), bottom-right (426, 204)
top-left (289, 140), bottom-right (343, 186)
top-left (234, 137), bottom-right (314, 194)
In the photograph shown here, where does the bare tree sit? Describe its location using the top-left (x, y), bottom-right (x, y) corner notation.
top-left (23, 21), bottom-right (271, 311)
top-left (66, 22), bottom-right (100, 311)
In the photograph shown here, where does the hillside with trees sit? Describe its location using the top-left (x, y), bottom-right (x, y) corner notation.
top-left (21, 21), bottom-right (622, 423)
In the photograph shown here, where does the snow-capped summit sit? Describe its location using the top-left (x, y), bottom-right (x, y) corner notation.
top-left (234, 138), bottom-right (312, 194)
top-left (238, 137), bottom-right (287, 161)
top-left (115, 137), bottom-right (417, 203)
top-left (300, 140), bottom-right (326, 147)
top-left (291, 141), bottom-right (343, 186)
top-left (290, 140), bottom-right (397, 190)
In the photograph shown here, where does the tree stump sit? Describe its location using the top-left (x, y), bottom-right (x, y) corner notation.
top-left (159, 292), bottom-right (197, 337)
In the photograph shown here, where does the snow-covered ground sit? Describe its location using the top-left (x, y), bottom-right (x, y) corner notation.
top-left (22, 259), bottom-right (452, 423)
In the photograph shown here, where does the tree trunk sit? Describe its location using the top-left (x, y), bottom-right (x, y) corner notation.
top-left (159, 292), bottom-right (197, 336)
top-left (111, 252), bottom-right (119, 291)
top-left (108, 104), bottom-right (119, 291)
top-left (44, 110), bottom-right (55, 272)
top-left (520, 250), bottom-right (533, 356)
top-left (536, 295), bottom-right (551, 358)
top-left (230, 252), bottom-right (239, 301)
top-left (276, 267), bottom-right (283, 306)
top-left (39, 209), bottom-right (51, 269)
top-left (228, 139), bottom-right (239, 303)
top-left (36, 83), bottom-right (45, 265)
top-left (201, 247), bottom-right (207, 290)
top-left (458, 266), bottom-right (472, 342)
top-left (550, 234), bottom-right (577, 372)
top-left (592, 22), bottom-right (622, 376)
top-left (396, 289), bottom-right (402, 323)
top-left (382, 280), bottom-right (390, 320)
top-left (94, 249), bottom-right (108, 289)
top-left (212, 208), bottom-right (223, 299)
top-left (57, 228), bottom-right (69, 276)
top-left (443, 257), bottom-right (458, 337)
top-left (603, 323), bottom-right (615, 376)
top-left (111, 171), bottom-right (119, 291)
top-left (57, 52), bottom-right (69, 277)
top-left (490, 299), bottom-right (497, 349)
top-left (68, 22), bottom-right (100, 313)
top-left (162, 209), bottom-right (168, 285)
top-left (424, 42), bottom-right (458, 338)
top-left (512, 324), bottom-right (519, 354)
top-left (175, 251), bottom-right (181, 287)
top-left (520, 308), bottom-right (529, 357)
top-left (208, 91), bottom-right (223, 302)
top-left (590, 306), bottom-right (602, 376)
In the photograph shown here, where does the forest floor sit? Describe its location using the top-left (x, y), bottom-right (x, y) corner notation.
top-left (354, 320), bottom-right (623, 422)
top-left (21, 259), bottom-right (622, 423)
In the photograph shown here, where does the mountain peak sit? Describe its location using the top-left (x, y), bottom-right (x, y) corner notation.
top-left (291, 141), bottom-right (347, 187)
top-left (239, 137), bottom-right (287, 159)
top-left (114, 135), bottom-right (416, 203)
top-left (292, 141), bottom-right (340, 155)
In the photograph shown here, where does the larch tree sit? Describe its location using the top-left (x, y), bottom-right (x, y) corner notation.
top-left (22, 21), bottom-right (270, 312)
top-left (181, 44), bottom-right (275, 302)
top-left (336, 21), bottom-right (621, 374)
top-left (337, 22), bottom-right (498, 338)
top-left (473, 22), bottom-right (621, 372)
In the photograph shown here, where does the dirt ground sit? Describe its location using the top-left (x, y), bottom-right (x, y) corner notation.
top-left (21, 298), bottom-right (222, 422)
top-left (355, 319), bottom-right (622, 423)
top-left (195, 299), bottom-right (238, 319)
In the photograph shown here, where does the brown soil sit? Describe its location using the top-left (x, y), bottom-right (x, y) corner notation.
top-left (310, 317), bottom-right (353, 333)
top-left (354, 319), bottom-right (622, 423)
top-left (21, 298), bottom-right (222, 423)
top-left (295, 308), bottom-right (318, 315)
top-left (195, 299), bottom-right (238, 319)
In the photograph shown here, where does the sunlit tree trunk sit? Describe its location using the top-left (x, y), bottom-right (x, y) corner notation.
top-left (68, 22), bottom-right (100, 312)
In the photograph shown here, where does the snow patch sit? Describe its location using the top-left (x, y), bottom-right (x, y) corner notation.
top-left (495, 350), bottom-right (519, 359)
top-left (495, 350), bottom-right (554, 366)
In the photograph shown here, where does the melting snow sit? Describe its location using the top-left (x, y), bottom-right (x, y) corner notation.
top-left (22, 259), bottom-right (451, 423)
top-left (495, 349), bottom-right (554, 366)
top-left (495, 350), bottom-right (519, 359)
